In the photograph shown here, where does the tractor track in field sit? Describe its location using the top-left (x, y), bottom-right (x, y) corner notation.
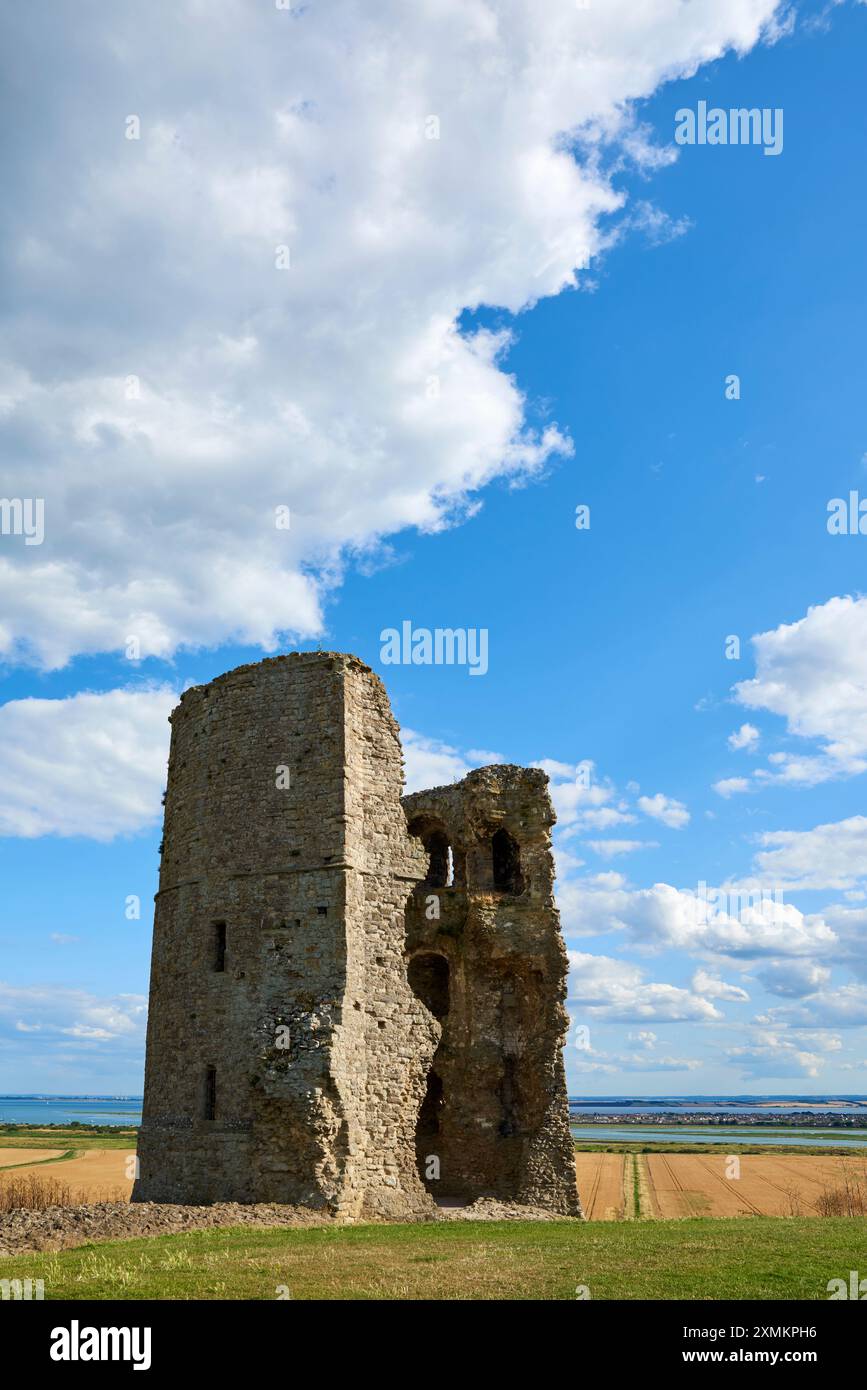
top-left (693, 1155), bottom-right (764, 1217)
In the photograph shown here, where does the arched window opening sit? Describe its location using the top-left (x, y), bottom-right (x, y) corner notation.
top-left (425, 829), bottom-right (451, 888)
top-left (492, 828), bottom-right (523, 894)
top-left (408, 952), bottom-right (450, 1019)
top-left (408, 818), bottom-right (458, 888)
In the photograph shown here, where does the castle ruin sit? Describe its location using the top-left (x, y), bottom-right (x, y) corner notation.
top-left (133, 652), bottom-right (581, 1219)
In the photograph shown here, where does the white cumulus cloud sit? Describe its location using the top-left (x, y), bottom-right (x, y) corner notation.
top-left (1, 0), bottom-right (783, 667)
top-left (691, 968), bottom-right (749, 1002)
top-left (728, 722), bottom-right (760, 751)
top-left (0, 686), bottom-right (175, 839)
top-left (752, 815), bottom-right (867, 890)
top-left (401, 728), bottom-right (499, 794)
top-left (733, 595), bottom-right (867, 786)
top-left (713, 777), bottom-right (750, 798)
top-left (725, 1029), bottom-right (839, 1080)
top-left (568, 951), bottom-right (722, 1022)
top-left (637, 792), bottom-right (690, 828)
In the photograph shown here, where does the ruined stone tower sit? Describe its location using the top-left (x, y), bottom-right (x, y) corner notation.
top-left (133, 652), bottom-right (581, 1218)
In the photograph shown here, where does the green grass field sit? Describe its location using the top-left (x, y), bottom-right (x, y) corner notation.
top-left (2, 1217), bottom-right (864, 1300)
top-left (0, 1126), bottom-right (135, 1153)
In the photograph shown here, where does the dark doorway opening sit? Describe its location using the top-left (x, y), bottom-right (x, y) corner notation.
top-left (492, 828), bottom-right (523, 894)
top-left (409, 952), bottom-right (451, 1194)
top-left (416, 1068), bottom-right (445, 1194)
top-left (417, 1069), bottom-right (443, 1138)
top-left (408, 952), bottom-right (450, 1019)
top-left (499, 1057), bottom-right (519, 1137)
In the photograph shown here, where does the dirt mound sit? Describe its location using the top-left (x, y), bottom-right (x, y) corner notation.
top-left (0, 1195), bottom-right (576, 1255)
top-left (0, 1201), bottom-right (337, 1255)
top-left (433, 1197), bottom-right (579, 1222)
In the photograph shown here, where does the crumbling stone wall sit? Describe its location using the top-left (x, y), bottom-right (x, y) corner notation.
top-left (133, 652), bottom-right (581, 1218)
top-left (403, 766), bottom-right (581, 1214)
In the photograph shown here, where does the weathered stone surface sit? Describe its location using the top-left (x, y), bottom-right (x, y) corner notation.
top-left (403, 765), bottom-right (581, 1215)
top-left (133, 651), bottom-right (582, 1219)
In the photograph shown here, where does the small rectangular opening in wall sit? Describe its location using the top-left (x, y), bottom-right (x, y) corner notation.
top-left (316, 905), bottom-right (328, 916)
top-left (204, 1066), bottom-right (216, 1121)
top-left (213, 922), bottom-right (226, 972)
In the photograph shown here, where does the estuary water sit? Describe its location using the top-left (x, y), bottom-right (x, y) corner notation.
top-left (569, 1125), bottom-right (867, 1149)
top-left (0, 1097), bottom-right (142, 1126)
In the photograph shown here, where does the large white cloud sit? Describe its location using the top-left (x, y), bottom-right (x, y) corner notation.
top-left (730, 595), bottom-right (867, 787)
top-left (568, 951), bottom-right (722, 1022)
top-left (557, 872), bottom-right (837, 959)
top-left (752, 815), bottom-right (867, 890)
top-left (0, 0), bottom-right (782, 666)
top-left (0, 686), bottom-right (174, 838)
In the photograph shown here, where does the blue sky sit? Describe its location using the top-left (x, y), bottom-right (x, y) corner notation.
top-left (1, 0), bottom-right (866, 1095)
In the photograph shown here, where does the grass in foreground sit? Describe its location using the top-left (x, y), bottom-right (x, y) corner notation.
top-left (2, 1218), bottom-right (865, 1300)
top-left (0, 1126), bottom-right (135, 1153)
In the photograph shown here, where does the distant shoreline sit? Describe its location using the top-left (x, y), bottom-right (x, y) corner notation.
top-left (570, 1097), bottom-right (867, 1109)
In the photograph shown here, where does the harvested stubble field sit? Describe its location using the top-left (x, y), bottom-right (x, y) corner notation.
top-left (0, 1148), bottom-right (65, 1168)
top-left (574, 1152), bottom-right (627, 1220)
top-left (2, 1138), bottom-right (864, 1220)
top-left (0, 1146), bottom-right (133, 1206)
top-left (643, 1152), bottom-right (867, 1219)
top-left (575, 1151), bottom-right (867, 1220)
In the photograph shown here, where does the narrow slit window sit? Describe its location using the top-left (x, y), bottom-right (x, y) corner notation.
top-left (213, 921), bottom-right (226, 972)
top-left (204, 1066), bottom-right (216, 1121)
